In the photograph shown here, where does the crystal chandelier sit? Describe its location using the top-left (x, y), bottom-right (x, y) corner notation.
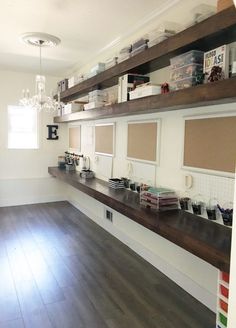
top-left (19, 33), bottom-right (63, 112)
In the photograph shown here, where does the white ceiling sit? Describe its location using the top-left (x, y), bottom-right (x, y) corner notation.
top-left (0, 0), bottom-right (179, 76)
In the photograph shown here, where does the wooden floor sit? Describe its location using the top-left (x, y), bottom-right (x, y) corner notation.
top-left (0, 201), bottom-right (215, 328)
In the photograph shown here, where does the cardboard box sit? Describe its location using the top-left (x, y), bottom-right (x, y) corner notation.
top-left (217, 0), bottom-right (234, 12)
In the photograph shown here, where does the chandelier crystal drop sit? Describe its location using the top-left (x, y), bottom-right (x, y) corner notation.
top-left (19, 33), bottom-right (62, 113)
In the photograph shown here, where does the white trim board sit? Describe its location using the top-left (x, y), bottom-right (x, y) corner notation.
top-left (181, 112), bottom-right (236, 178)
top-left (126, 119), bottom-right (161, 164)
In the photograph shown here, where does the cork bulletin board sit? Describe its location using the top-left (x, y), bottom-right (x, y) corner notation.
top-left (69, 126), bottom-right (81, 150)
top-left (127, 121), bottom-right (158, 162)
top-left (183, 116), bottom-right (236, 173)
top-left (95, 123), bottom-right (114, 156)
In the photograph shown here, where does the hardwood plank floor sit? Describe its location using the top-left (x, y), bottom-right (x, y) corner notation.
top-left (0, 201), bottom-right (216, 328)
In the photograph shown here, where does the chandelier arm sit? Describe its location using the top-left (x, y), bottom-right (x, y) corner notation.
top-left (19, 34), bottom-right (63, 113)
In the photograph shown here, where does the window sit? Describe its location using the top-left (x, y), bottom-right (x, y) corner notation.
top-left (8, 106), bottom-right (38, 149)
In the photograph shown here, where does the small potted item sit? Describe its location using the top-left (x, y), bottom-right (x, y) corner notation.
top-left (121, 177), bottom-right (130, 188)
top-left (129, 182), bottom-right (136, 191)
top-left (217, 202), bottom-right (233, 226)
top-left (206, 198), bottom-right (218, 220)
top-left (192, 194), bottom-right (205, 215)
top-left (58, 156), bottom-right (66, 169)
top-left (136, 184), bottom-right (141, 193)
top-left (179, 197), bottom-right (191, 210)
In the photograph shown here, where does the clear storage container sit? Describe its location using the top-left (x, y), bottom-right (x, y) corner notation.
top-left (172, 77), bottom-right (199, 89)
top-left (131, 44), bottom-right (148, 56)
top-left (170, 63), bottom-right (203, 81)
top-left (170, 50), bottom-right (204, 69)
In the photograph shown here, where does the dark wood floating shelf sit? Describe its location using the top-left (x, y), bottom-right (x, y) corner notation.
top-left (58, 6), bottom-right (236, 103)
top-left (49, 167), bottom-right (231, 272)
top-left (54, 77), bottom-right (236, 123)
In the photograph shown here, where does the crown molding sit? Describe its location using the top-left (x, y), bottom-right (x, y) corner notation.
top-left (97, 0), bottom-right (181, 55)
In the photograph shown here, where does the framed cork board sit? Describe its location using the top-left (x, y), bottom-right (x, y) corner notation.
top-left (183, 115), bottom-right (236, 174)
top-left (127, 121), bottom-right (159, 163)
top-left (95, 123), bottom-right (114, 156)
top-left (69, 126), bottom-right (81, 151)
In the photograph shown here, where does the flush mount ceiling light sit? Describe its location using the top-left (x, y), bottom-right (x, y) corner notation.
top-left (19, 32), bottom-right (62, 113)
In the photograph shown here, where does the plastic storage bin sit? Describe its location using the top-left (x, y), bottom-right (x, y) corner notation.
top-left (170, 50), bottom-right (204, 69)
top-left (131, 44), bottom-right (148, 56)
top-left (172, 77), bottom-right (199, 89)
top-left (140, 187), bottom-right (179, 211)
top-left (170, 64), bottom-right (203, 81)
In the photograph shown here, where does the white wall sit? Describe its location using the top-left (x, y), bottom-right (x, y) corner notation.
top-left (0, 70), bottom-right (68, 206)
top-left (72, 102), bottom-right (235, 210)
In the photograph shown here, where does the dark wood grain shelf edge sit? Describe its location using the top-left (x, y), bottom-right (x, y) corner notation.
top-left (48, 167), bottom-right (231, 272)
top-left (54, 77), bottom-right (236, 123)
top-left (59, 6), bottom-right (236, 102)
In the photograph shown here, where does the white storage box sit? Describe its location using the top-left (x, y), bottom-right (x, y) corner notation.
top-left (129, 85), bottom-right (161, 100)
top-left (89, 95), bottom-right (108, 103)
top-left (90, 63), bottom-right (105, 73)
top-left (118, 54), bottom-right (131, 63)
top-left (68, 76), bottom-right (75, 88)
top-left (84, 101), bottom-right (105, 110)
top-left (89, 90), bottom-right (107, 97)
top-left (105, 57), bottom-right (118, 69)
top-left (88, 90), bottom-right (108, 103)
top-left (62, 103), bottom-right (83, 115)
top-left (148, 32), bottom-right (175, 47)
top-left (68, 74), bottom-right (84, 88)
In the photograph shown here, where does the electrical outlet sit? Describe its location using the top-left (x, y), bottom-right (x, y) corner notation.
top-left (104, 208), bottom-right (113, 222)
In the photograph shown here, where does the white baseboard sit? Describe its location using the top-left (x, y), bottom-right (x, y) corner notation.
top-left (68, 196), bottom-right (216, 312)
top-left (0, 195), bottom-right (66, 207)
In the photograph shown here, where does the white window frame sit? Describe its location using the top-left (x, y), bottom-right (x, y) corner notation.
top-left (7, 105), bottom-right (39, 150)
